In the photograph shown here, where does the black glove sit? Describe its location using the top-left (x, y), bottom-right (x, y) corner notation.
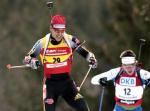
top-left (99, 77), bottom-right (108, 86)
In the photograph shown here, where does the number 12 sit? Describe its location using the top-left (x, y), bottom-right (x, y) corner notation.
top-left (124, 88), bottom-right (131, 95)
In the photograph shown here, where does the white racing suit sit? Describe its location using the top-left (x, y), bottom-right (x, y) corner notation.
top-left (91, 67), bottom-right (150, 111)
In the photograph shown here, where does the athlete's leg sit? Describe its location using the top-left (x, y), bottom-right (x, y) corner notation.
top-left (62, 79), bottom-right (90, 111)
top-left (43, 78), bottom-right (58, 111)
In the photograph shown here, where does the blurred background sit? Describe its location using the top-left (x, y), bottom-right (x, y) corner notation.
top-left (0, 0), bottom-right (150, 111)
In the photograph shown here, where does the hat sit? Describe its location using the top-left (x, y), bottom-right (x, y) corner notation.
top-left (120, 50), bottom-right (136, 64)
top-left (50, 15), bottom-right (66, 29)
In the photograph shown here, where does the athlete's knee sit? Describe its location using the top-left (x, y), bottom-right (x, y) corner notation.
top-left (44, 98), bottom-right (55, 111)
top-left (44, 98), bottom-right (55, 105)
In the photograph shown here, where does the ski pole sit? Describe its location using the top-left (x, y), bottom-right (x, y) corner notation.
top-left (75, 40), bottom-right (86, 51)
top-left (98, 86), bottom-right (105, 111)
top-left (6, 64), bottom-right (30, 70)
top-left (78, 65), bottom-right (92, 91)
top-left (137, 38), bottom-right (146, 62)
top-left (136, 38), bottom-right (146, 68)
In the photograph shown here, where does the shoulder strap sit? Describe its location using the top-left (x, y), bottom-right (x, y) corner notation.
top-left (63, 32), bottom-right (72, 53)
top-left (136, 67), bottom-right (145, 86)
top-left (43, 33), bottom-right (50, 63)
top-left (115, 67), bottom-right (124, 82)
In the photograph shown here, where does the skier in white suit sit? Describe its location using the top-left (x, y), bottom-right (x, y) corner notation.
top-left (91, 49), bottom-right (150, 111)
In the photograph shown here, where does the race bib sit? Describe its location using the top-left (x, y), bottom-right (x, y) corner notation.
top-left (115, 83), bottom-right (144, 100)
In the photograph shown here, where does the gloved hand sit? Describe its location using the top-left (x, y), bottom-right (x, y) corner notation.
top-left (99, 77), bottom-right (107, 86)
top-left (89, 56), bottom-right (97, 68)
top-left (23, 56), bottom-right (40, 69)
top-left (23, 55), bottom-right (32, 64)
top-left (30, 58), bottom-right (40, 69)
top-left (87, 52), bottom-right (97, 68)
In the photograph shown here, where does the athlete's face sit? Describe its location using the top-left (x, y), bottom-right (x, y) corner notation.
top-left (50, 26), bottom-right (65, 42)
top-left (122, 63), bottom-right (136, 75)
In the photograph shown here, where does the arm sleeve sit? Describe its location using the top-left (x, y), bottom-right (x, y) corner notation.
top-left (91, 67), bottom-right (120, 85)
top-left (76, 46), bottom-right (89, 58)
top-left (71, 36), bottom-right (94, 59)
top-left (27, 39), bottom-right (42, 58)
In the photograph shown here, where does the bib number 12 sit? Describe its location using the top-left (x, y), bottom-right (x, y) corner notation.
top-left (124, 88), bottom-right (131, 95)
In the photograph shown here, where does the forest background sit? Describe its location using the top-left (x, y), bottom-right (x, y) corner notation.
top-left (0, 0), bottom-right (150, 111)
